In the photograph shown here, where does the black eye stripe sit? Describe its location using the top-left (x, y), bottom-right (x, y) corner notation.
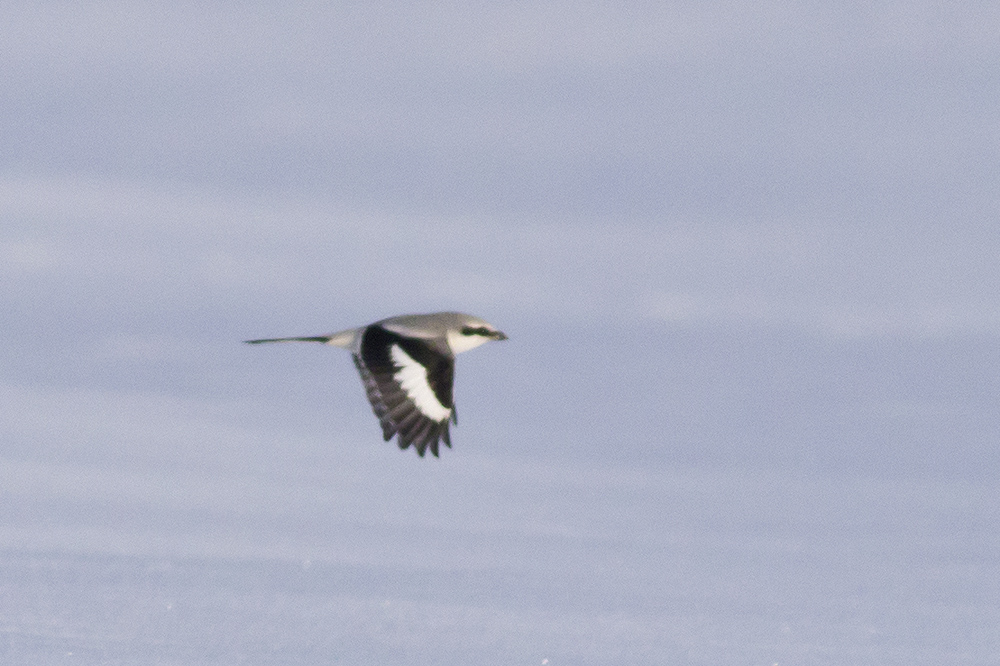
top-left (461, 326), bottom-right (491, 336)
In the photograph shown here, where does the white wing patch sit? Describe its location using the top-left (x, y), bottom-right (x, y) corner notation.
top-left (390, 344), bottom-right (452, 422)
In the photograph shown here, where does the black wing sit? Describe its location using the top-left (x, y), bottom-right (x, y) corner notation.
top-left (352, 325), bottom-right (456, 457)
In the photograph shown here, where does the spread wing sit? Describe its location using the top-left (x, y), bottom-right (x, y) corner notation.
top-left (352, 325), bottom-right (456, 457)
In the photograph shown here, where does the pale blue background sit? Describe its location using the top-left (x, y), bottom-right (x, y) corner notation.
top-left (2, 3), bottom-right (998, 664)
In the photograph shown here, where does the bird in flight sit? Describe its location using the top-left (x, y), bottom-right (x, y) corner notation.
top-left (245, 312), bottom-right (507, 457)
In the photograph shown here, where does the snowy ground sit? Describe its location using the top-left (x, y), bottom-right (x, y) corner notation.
top-left (2, 413), bottom-right (998, 665)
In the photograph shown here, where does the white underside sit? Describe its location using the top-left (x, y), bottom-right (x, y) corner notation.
top-left (390, 345), bottom-right (452, 422)
top-left (324, 327), bottom-right (363, 354)
top-left (446, 329), bottom-right (490, 354)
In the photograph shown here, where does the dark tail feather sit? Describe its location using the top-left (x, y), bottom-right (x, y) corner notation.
top-left (244, 336), bottom-right (331, 344)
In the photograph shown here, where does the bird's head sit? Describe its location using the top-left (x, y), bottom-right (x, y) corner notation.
top-left (447, 315), bottom-right (508, 353)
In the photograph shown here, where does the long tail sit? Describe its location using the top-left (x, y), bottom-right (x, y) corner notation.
top-left (244, 336), bottom-right (331, 344)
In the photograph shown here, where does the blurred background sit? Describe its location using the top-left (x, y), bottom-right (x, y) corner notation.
top-left (2, 3), bottom-right (998, 664)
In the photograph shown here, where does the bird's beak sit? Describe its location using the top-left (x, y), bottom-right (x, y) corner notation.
top-left (492, 330), bottom-right (508, 341)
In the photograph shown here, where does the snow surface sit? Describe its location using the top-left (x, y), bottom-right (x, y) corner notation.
top-left (2, 403), bottom-right (999, 664)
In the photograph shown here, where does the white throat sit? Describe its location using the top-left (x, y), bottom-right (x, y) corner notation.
top-left (446, 329), bottom-right (491, 354)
